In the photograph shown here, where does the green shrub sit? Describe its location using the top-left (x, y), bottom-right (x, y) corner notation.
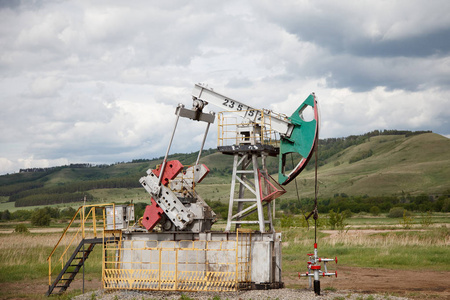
top-left (14, 224), bottom-right (29, 233)
top-left (342, 209), bottom-right (353, 218)
top-left (11, 209), bottom-right (32, 221)
top-left (388, 207), bottom-right (411, 218)
top-left (280, 215), bottom-right (294, 228)
top-left (328, 209), bottom-right (347, 230)
top-left (1, 209), bottom-right (11, 221)
top-left (399, 211), bottom-right (414, 229)
top-left (30, 208), bottom-right (51, 226)
top-left (370, 206), bottom-right (380, 216)
top-left (60, 207), bottom-right (77, 219)
top-left (441, 198), bottom-right (450, 212)
top-left (420, 211), bottom-right (433, 227)
top-left (349, 149), bottom-right (373, 164)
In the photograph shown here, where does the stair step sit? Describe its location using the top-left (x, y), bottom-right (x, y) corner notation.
top-left (46, 240), bottom-right (96, 296)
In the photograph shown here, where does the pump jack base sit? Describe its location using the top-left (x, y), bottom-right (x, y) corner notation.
top-left (252, 282), bottom-right (285, 290)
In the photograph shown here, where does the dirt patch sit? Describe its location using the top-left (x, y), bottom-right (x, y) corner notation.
top-left (0, 278), bottom-right (102, 299)
top-left (285, 266), bottom-right (450, 299)
top-left (1, 268), bottom-right (449, 299)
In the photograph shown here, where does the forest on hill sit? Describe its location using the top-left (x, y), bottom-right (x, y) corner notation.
top-left (0, 130), bottom-right (448, 215)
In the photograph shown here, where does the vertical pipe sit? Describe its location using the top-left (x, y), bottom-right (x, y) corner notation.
top-left (313, 243), bottom-right (320, 295)
top-left (158, 105), bottom-right (182, 186)
top-left (225, 154), bottom-right (239, 232)
top-left (236, 156), bottom-right (247, 229)
top-left (195, 122), bottom-right (211, 165)
top-left (252, 154), bottom-right (265, 232)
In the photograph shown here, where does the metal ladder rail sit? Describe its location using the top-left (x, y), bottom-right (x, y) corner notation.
top-left (46, 238), bottom-right (103, 296)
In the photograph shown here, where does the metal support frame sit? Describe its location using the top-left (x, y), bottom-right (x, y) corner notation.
top-left (102, 230), bottom-right (253, 292)
top-left (225, 151), bottom-right (273, 233)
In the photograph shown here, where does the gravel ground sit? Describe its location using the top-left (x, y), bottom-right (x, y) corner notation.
top-left (73, 288), bottom-right (410, 300)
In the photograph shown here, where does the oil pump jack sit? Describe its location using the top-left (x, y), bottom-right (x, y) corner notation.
top-left (139, 83), bottom-right (319, 234)
top-left (46, 83), bottom-right (322, 296)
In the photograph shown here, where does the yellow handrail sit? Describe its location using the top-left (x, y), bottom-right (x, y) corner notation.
top-left (217, 109), bottom-right (280, 147)
top-left (47, 203), bottom-right (116, 287)
top-left (47, 206), bottom-right (82, 261)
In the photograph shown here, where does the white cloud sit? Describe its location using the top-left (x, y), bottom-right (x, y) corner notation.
top-left (30, 76), bottom-right (66, 97)
top-left (0, 0), bottom-right (449, 175)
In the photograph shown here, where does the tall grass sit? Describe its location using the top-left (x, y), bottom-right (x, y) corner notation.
top-left (282, 226), bottom-right (450, 273)
top-left (0, 233), bottom-right (102, 283)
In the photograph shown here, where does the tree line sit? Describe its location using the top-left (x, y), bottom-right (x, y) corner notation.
top-left (278, 192), bottom-right (450, 215)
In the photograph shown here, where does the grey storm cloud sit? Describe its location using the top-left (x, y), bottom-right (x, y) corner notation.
top-left (256, 0), bottom-right (450, 91)
top-left (0, 0), bottom-right (449, 174)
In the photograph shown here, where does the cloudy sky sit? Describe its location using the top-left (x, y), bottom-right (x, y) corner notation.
top-left (1, 0), bottom-right (449, 174)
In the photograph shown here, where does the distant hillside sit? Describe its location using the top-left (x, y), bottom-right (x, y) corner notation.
top-left (0, 131), bottom-right (449, 208)
top-left (283, 132), bottom-right (450, 198)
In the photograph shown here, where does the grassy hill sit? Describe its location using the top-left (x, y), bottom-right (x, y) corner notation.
top-left (285, 133), bottom-right (450, 198)
top-left (0, 132), bottom-right (449, 212)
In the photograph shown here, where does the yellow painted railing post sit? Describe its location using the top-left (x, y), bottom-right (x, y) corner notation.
top-left (93, 208), bottom-right (97, 238)
top-left (102, 207), bottom-right (105, 289)
top-left (235, 229), bottom-right (239, 290)
top-left (113, 203), bottom-right (116, 230)
top-left (48, 258), bottom-right (51, 286)
top-left (158, 248), bottom-right (162, 290)
top-left (175, 248), bottom-right (178, 290)
top-left (81, 206), bottom-right (85, 239)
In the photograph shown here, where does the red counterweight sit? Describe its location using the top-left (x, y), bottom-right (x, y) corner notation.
top-left (142, 160), bottom-right (184, 230)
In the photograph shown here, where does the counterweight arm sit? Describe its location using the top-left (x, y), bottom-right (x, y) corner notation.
top-left (192, 84), bottom-right (294, 137)
top-left (192, 83), bottom-right (319, 185)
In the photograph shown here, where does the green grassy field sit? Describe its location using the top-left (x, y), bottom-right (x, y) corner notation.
top-left (0, 212), bottom-right (448, 299)
top-left (282, 226), bottom-right (450, 274)
top-left (0, 132), bottom-right (449, 298)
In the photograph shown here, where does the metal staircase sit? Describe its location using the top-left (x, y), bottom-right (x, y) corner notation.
top-left (46, 204), bottom-right (121, 297)
top-left (46, 238), bottom-right (101, 296)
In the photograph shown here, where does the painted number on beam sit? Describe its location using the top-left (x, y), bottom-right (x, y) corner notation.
top-left (222, 99), bottom-right (261, 121)
top-left (222, 99), bottom-right (243, 110)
